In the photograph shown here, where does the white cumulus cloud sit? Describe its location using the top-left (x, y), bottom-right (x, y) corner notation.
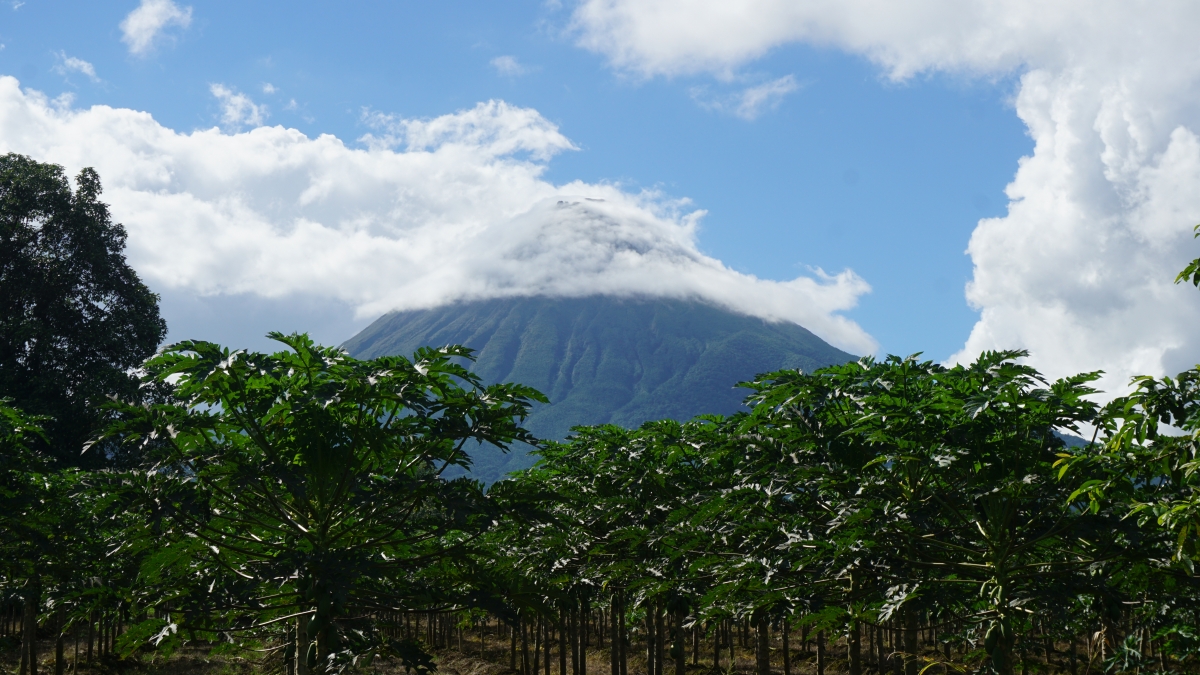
top-left (120, 0), bottom-right (193, 56)
top-left (210, 84), bottom-right (267, 129)
top-left (53, 52), bottom-right (99, 82)
top-left (0, 79), bottom-right (875, 354)
top-left (571, 0), bottom-right (1200, 394)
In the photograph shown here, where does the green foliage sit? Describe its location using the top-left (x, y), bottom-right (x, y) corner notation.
top-left (488, 351), bottom-right (1194, 675)
top-left (102, 332), bottom-right (546, 664)
top-left (1076, 365), bottom-right (1200, 565)
top-left (0, 153), bottom-right (166, 466)
top-left (6, 183), bottom-right (1200, 674)
top-left (1177, 224), bottom-right (1200, 288)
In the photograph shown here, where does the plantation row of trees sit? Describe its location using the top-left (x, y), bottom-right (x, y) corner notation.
top-left (4, 156), bottom-right (1200, 675)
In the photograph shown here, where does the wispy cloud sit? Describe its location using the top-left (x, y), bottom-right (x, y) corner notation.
top-left (490, 55), bottom-right (527, 76)
top-left (210, 84), bottom-right (267, 129)
top-left (262, 83), bottom-right (277, 95)
top-left (733, 75), bottom-right (797, 119)
top-left (691, 75), bottom-right (799, 120)
top-left (53, 52), bottom-right (100, 83)
top-left (120, 0), bottom-right (193, 56)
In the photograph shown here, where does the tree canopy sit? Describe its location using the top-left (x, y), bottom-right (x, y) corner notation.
top-left (0, 153), bottom-right (166, 465)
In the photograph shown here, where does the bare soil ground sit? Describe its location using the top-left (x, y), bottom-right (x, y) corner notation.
top-left (0, 628), bottom-right (974, 675)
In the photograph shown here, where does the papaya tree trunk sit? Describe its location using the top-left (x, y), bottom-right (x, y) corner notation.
top-left (904, 610), bottom-right (919, 675)
top-left (675, 606), bottom-right (686, 675)
top-left (849, 619), bottom-right (861, 675)
top-left (571, 605), bottom-right (580, 675)
top-left (783, 620), bottom-right (791, 675)
top-left (645, 611), bottom-right (655, 675)
top-left (754, 613), bottom-right (770, 675)
top-left (560, 608), bottom-right (568, 675)
top-left (816, 631), bottom-right (825, 675)
top-left (654, 601), bottom-right (665, 675)
top-left (727, 620), bottom-right (734, 669)
top-left (55, 607), bottom-right (64, 675)
top-left (297, 613), bottom-right (310, 675)
top-left (713, 621), bottom-right (721, 671)
top-left (610, 595), bottom-right (620, 675)
top-left (877, 625), bottom-right (886, 674)
top-left (580, 600), bottom-right (589, 675)
top-left (618, 595), bottom-right (627, 675)
top-left (513, 618), bottom-right (520, 671)
top-left (521, 614), bottom-right (532, 675)
top-left (24, 579), bottom-right (39, 675)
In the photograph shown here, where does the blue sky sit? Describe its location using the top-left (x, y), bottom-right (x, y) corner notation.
top-left (2, 1), bottom-right (1196, 392)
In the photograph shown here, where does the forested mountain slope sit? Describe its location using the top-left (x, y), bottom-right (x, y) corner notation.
top-left (344, 296), bottom-right (854, 481)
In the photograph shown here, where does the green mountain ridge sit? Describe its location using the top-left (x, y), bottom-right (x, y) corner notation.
top-left (344, 295), bottom-right (855, 482)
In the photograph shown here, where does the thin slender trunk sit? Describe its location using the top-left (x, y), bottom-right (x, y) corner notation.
top-left (19, 603), bottom-right (28, 675)
top-left (727, 619), bottom-right (735, 669)
top-left (904, 611), bottom-right (919, 675)
top-left (571, 605), bottom-right (580, 675)
top-left (535, 615), bottom-right (543, 675)
top-left (714, 621), bottom-right (722, 671)
top-left (675, 606), bottom-right (687, 675)
top-left (581, 600), bottom-right (589, 675)
top-left (849, 619), bottom-right (861, 675)
top-left (522, 614), bottom-right (532, 675)
top-left (297, 613), bottom-right (310, 675)
top-left (692, 620), bottom-right (700, 666)
top-left (55, 608), bottom-right (64, 675)
top-left (755, 613), bottom-right (770, 675)
top-left (655, 601), bottom-right (665, 675)
top-left (646, 611), bottom-right (656, 675)
top-left (618, 594), bottom-right (628, 675)
top-left (783, 620), bottom-right (791, 675)
top-left (24, 579), bottom-right (39, 675)
top-left (560, 608), bottom-right (569, 675)
top-left (892, 623), bottom-right (902, 675)
top-left (877, 625), bottom-right (886, 673)
top-left (610, 595), bottom-right (620, 675)
top-left (546, 614), bottom-right (553, 675)
top-left (512, 618), bottom-right (519, 671)
top-left (816, 631), bottom-right (826, 675)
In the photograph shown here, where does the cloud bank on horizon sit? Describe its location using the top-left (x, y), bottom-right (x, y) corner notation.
top-left (572, 0), bottom-right (1200, 391)
top-left (0, 78), bottom-right (875, 354)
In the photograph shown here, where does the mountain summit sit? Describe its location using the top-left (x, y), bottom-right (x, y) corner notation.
top-left (344, 296), bottom-right (855, 481)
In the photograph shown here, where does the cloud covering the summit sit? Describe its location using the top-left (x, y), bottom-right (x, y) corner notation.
top-left (0, 78), bottom-right (874, 353)
top-left (572, 0), bottom-right (1200, 392)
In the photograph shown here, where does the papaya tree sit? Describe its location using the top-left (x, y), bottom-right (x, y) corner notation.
top-left (102, 332), bottom-right (545, 672)
top-left (742, 352), bottom-right (1125, 675)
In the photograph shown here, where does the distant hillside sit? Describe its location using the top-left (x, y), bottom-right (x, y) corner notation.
top-left (344, 296), bottom-right (855, 482)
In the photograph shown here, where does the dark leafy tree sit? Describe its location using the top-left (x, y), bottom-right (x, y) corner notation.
top-left (0, 153), bottom-right (166, 466)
